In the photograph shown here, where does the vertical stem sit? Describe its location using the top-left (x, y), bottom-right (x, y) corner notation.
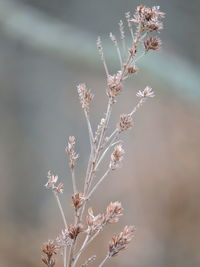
top-left (67, 239), bottom-right (76, 267)
top-left (64, 247), bottom-right (67, 267)
top-left (53, 192), bottom-right (67, 267)
top-left (54, 192), bottom-right (68, 229)
top-left (71, 169), bottom-right (77, 194)
top-left (98, 255), bottom-right (109, 267)
top-left (87, 169), bottom-right (110, 199)
top-left (129, 98), bottom-right (146, 116)
top-left (72, 235), bottom-right (90, 267)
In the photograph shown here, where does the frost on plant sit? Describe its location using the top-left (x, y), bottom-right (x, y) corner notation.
top-left (41, 5), bottom-right (165, 267)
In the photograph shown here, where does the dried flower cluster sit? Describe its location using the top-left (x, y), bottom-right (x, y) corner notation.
top-left (109, 226), bottom-right (135, 257)
top-left (77, 84), bottom-right (94, 114)
top-left (117, 114), bottom-right (133, 132)
top-left (110, 145), bottom-right (125, 170)
top-left (42, 4), bottom-right (164, 267)
top-left (45, 171), bottom-right (64, 194)
top-left (42, 240), bottom-right (58, 267)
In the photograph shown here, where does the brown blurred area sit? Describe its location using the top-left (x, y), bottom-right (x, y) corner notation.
top-left (0, 0), bottom-right (200, 266)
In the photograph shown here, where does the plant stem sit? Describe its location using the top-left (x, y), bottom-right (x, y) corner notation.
top-left (71, 169), bottom-right (77, 194)
top-left (54, 192), bottom-right (68, 228)
top-left (64, 247), bottom-right (67, 267)
top-left (129, 98), bottom-right (146, 116)
top-left (98, 255), bottom-right (109, 267)
top-left (53, 192), bottom-right (67, 267)
top-left (87, 169), bottom-right (110, 199)
top-left (72, 234), bottom-right (90, 267)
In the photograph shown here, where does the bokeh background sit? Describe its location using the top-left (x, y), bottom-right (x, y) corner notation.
top-left (0, 0), bottom-right (200, 266)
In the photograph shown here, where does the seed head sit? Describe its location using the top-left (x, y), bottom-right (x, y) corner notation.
top-left (77, 83), bottom-right (94, 114)
top-left (144, 36), bottom-right (161, 52)
top-left (108, 226), bottom-right (135, 257)
top-left (131, 5), bottom-right (165, 32)
top-left (86, 208), bottom-right (105, 234)
top-left (110, 144), bottom-right (125, 170)
top-left (67, 224), bottom-right (83, 240)
top-left (117, 114), bottom-right (133, 132)
top-left (72, 192), bottom-right (85, 211)
top-left (136, 86), bottom-right (155, 98)
top-left (66, 136), bottom-right (79, 169)
top-left (45, 171), bottom-right (64, 193)
top-left (41, 240), bottom-right (58, 266)
top-left (107, 71), bottom-right (123, 99)
top-left (105, 201), bottom-right (123, 223)
top-left (127, 66), bottom-right (138, 74)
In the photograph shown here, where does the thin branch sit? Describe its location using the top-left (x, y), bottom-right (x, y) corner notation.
top-left (71, 169), bottom-right (77, 194)
top-left (87, 169), bottom-right (111, 200)
top-left (54, 192), bottom-right (68, 229)
top-left (129, 98), bottom-right (146, 116)
top-left (72, 235), bottom-right (90, 267)
top-left (98, 255), bottom-right (109, 267)
top-left (64, 247), bottom-right (67, 267)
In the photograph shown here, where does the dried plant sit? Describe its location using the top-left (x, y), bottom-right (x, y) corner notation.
top-left (41, 5), bottom-right (165, 267)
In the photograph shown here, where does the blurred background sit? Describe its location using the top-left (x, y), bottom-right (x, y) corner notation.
top-left (0, 0), bottom-right (200, 266)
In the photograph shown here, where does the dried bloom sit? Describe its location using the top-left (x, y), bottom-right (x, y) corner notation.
top-left (105, 201), bottom-right (123, 223)
top-left (45, 171), bottom-right (58, 189)
top-left (67, 224), bottom-right (83, 240)
top-left (56, 229), bottom-right (72, 247)
top-left (110, 144), bottom-right (125, 170)
top-left (107, 71), bottom-right (123, 99)
top-left (55, 183), bottom-right (64, 194)
top-left (117, 114), bottom-right (133, 132)
top-left (77, 84), bottom-right (94, 114)
top-left (144, 36), bottom-right (161, 52)
top-left (66, 136), bottom-right (79, 169)
top-left (82, 255), bottom-right (96, 266)
top-left (72, 192), bottom-right (85, 211)
top-left (108, 226), bottom-right (135, 257)
top-left (41, 240), bottom-right (57, 266)
top-left (45, 171), bottom-right (63, 193)
top-left (136, 86), bottom-right (155, 98)
top-left (127, 66), bottom-right (138, 74)
top-left (86, 208), bottom-right (105, 234)
top-left (131, 5), bottom-right (165, 32)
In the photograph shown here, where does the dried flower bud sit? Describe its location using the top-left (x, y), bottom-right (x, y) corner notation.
top-left (41, 240), bottom-right (57, 266)
top-left (110, 144), bottom-right (125, 170)
top-left (117, 114), bottom-right (133, 132)
top-left (130, 5), bottom-right (165, 32)
top-left (55, 183), bottom-right (64, 194)
top-left (86, 208), bottom-right (105, 234)
top-left (56, 229), bottom-right (72, 247)
top-left (45, 171), bottom-right (64, 193)
top-left (107, 71), bottom-right (123, 99)
top-left (66, 136), bottom-right (79, 169)
top-left (144, 37), bottom-right (161, 52)
top-left (108, 226), bottom-right (135, 257)
top-left (77, 83), bottom-right (94, 114)
top-left (127, 66), bottom-right (138, 74)
top-left (45, 171), bottom-right (58, 189)
top-left (105, 201), bottom-right (123, 223)
top-left (72, 192), bottom-right (85, 211)
top-left (67, 224), bottom-right (83, 240)
top-left (136, 86), bottom-right (155, 98)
